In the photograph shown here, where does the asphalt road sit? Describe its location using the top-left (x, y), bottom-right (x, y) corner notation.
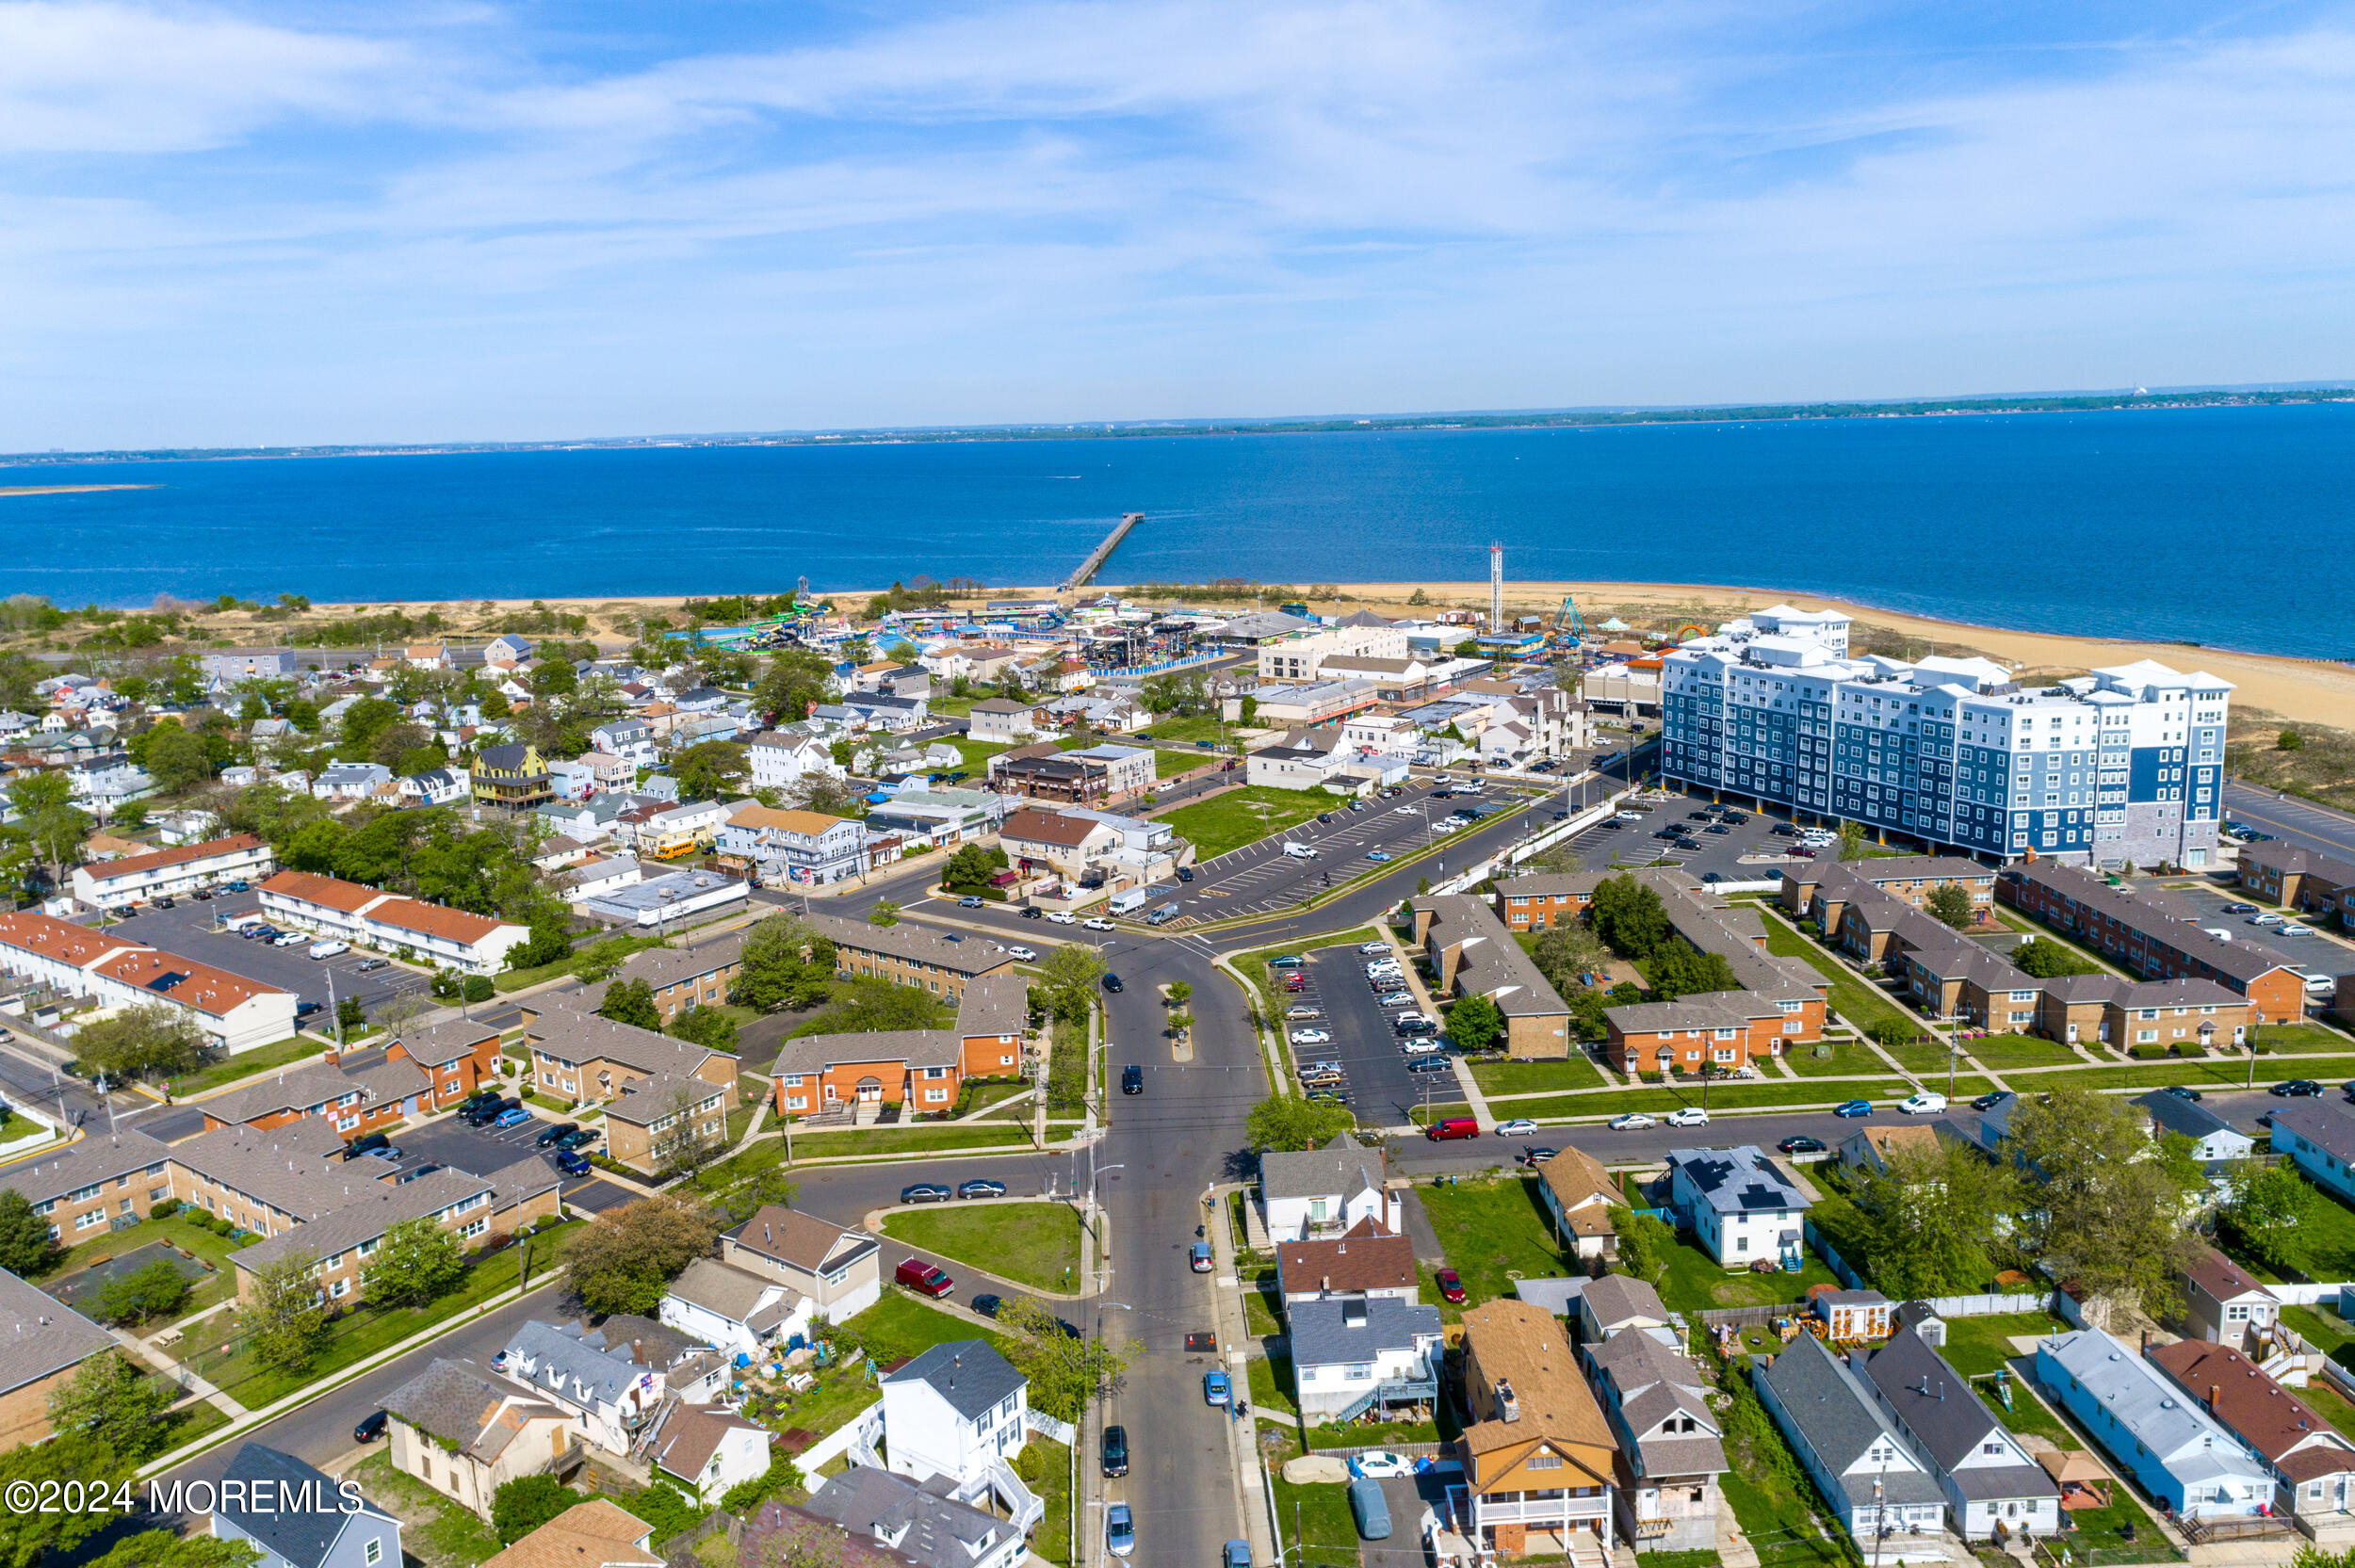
top-left (2226, 783), bottom-right (2355, 862)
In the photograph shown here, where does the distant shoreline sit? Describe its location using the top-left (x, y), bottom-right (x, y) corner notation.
top-left (0, 484), bottom-right (162, 495)
top-left (2, 385), bottom-right (2351, 466)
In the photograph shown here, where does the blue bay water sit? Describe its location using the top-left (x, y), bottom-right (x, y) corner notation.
top-left (3, 403), bottom-right (2351, 660)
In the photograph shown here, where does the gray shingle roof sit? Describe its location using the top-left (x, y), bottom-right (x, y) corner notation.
top-left (1855, 1328), bottom-right (2055, 1500)
top-left (1287, 1296), bottom-right (1441, 1369)
top-left (199, 1059), bottom-right (427, 1126)
top-left (2273, 1101), bottom-right (2355, 1166)
top-left (1668, 1146), bottom-right (1808, 1216)
top-left (954, 973), bottom-right (1030, 1041)
top-left (771, 1030), bottom-right (962, 1079)
top-left (1411, 895), bottom-right (1569, 1019)
top-left (0, 1267), bottom-right (112, 1395)
top-left (884, 1340), bottom-right (1024, 1421)
top-left (1259, 1135), bottom-right (1388, 1204)
top-left (2134, 1091), bottom-right (2241, 1143)
top-left (0, 1128), bottom-right (171, 1207)
top-left (1577, 1273), bottom-right (1668, 1332)
top-left (382, 1357), bottom-right (564, 1461)
top-left (234, 1167), bottom-right (497, 1272)
top-left (501, 1319), bottom-right (649, 1408)
top-left (1757, 1336), bottom-right (1945, 1511)
top-left (217, 1444), bottom-right (398, 1568)
top-left (667, 1258), bottom-right (798, 1325)
top-left (520, 999), bottom-right (731, 1077)
top-left (390, 1018), bottom-right (502, 1068)
top-left (804, 913), bottom-right (1017, 979)
top-left (601, 1070), bottom-right (729, 1128)
top-left (799, 1467), bottom-right (1008, 1568)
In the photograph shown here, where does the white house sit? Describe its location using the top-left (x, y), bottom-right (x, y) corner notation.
top-left (1286, 1296), bottom-right (1443, 1419)
top-left (880, 1340), bottom-right (1031, 1485)
top-left (1756, 1335), bottom-right (1948, 1556)
top-left (1258, 1135), bottom-right (1403, 1241)
top-left (496, 1319), bottom-right (669, 1456)
top-left (719, 806), bottom-right (865, 887)
top-left (1666, 1146), bottom-right (1808, 1269)
top-left (2038, 1330), bottom-right (2274, 1521)
top-left (659, 1258), bottom-right (813, 1360)
top-left (0, 910), bottom-right (296, 1054)
top-left (1851, 1328), bottom-right (2060, 1541)
top-left (967, 699), bottom-right (1048, 742)
top-left (638, 1398), bottom-right (773, 1503)
top-left (747, 730), bottom-right (841, 792)
top-left (313, 761), bottom-right (393, 800)
top-left (397, 768), bottom-right (472, 806)
top-left (591, 719), bottom-right (659, 771)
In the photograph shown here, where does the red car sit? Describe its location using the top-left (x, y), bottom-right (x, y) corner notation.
top-left (895, 1257), bottom-right (954, 1298)
top-left (1786, 847), bottom-right (1817, 859)
top-left (1435, 1268), bottom-right (1467, 1305)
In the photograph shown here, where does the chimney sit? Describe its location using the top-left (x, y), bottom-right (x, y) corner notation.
top-left (1322, 1274), bottom-right (1331, 1294)
top-left (1496, 1378), bottom-right (1519, 1423)
top-left (2209, 1384), bottom-right (2220, 1414)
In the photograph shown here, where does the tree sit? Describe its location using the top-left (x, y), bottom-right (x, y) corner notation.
top-left (1447, 994), bottom-right (1506, 1051)
top-left (1925, 883), bottom-right (1974, 930)
top-left (599, 978), bottom-right (662, 1030)
top-left (373, 989), bottom-right (437, 1040)
top-left (491, 1476), bottom-right (585, 1544)
top-left (1166, 979), bottom-right (1194, 1009)
top-left (81, 1533), bottom-right (262, 1568)
top-left (1852, 1140), bottom-right (2020, 1300)
top-left (47, 1350), bottom-right (174, 1459)
top-left (2013, 938), bottom-right (2099, 979)
top-left (507, 906), bottom-right (575, 970)
top-left (790, 978), bottom-right (950, 1037)
top-left (1837, 820), bottom-right (1867, 862)
top-left (1608, 1206), bottom-right (1675, 1283)
top-left (144, 722), bottom-right (212, 792)
top-left (2280, 729), bottom-right (2306, 752)
top-left (656, 1083), bottom-right (726, 1181)
top-left (1588, 875), bottom-right (1671, 959)
top-left (2219, 1160), bottom-right (2317, 1275)
top-left (0, 1190), bottom-right (57, 1276)
top-left (1867, 1014), bottom-right (1916, 1051)
top-left (672, 740), bottom-right (749, 800)
top-left (88, 1258), bottom-right (191, 1327)
top-left (943, 843), bottom-right (1010, 893)
top-left (732, 916), bottom-right (836, 1012)
top-left (723, 1447), bottom-right (807, 1517)
top-left (560, 1194), bottom-right (718, 1317)
top-left (868, 899), bottom-right (900, 927)
top-left (1243, 1093), bottom-right (1356, 1153)
top-left (70, 1004), bottom-right (208, 1082)
top-left (241, 1253), bottom-right (329, 1376)
top-left (997, 1295), bottom-right (1133, 1422)
top-left (0, 1434), bottom-right (138, 1568)
top-left (671, 1005), bottom-right (739, 1052)
top-left (365, 1215), bottom-right (469, 1309)
top-left (2006, 1083), bottom-right (2201, 1317)
top-left (1642, 941), bottom-right (1738, 1002)
top-left (1530, 923), bottom-right (1609, 994)
top-left (7, 771), bottom-right (90, 895)
top-left (788, 773), bottom-right (865, 819)
top-left (1035, 944), bottom-right (1108, 1022)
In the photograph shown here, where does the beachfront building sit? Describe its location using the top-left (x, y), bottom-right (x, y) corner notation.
top-left (1658, 608), bottom-right (2231, 869)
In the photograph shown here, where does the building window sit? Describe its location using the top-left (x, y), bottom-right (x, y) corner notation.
top-left (365, 1543), bottom-right (382, 1567)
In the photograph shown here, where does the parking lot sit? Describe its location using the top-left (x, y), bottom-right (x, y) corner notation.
top-left (100, 895), bottom-right (430, 1017)
top-left (2166, 881), bottom-right (2355, 986)
top-left (1282, 945), bottom-right (1454, 1126)
top-left (1168, 781), bottom-right (1549, 923)
top-left (1543, 794), bottom-right (1813, 881)
top-left (370, 1104), bottom-right (630, 1211)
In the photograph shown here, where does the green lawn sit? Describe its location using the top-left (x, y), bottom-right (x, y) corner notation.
top-left (1150, 749), bottom-right (1206, 779)
top-left (1249, 1351), bottom-right (1300, 1425)
top-left (703, 1122), bottom-right (1036, 1189)
top-left (2255, 1024), bottom-right (2355, 1054)
top-left (1469, 1056), bottom-right (1607, 1095)
top-left (1157, 785), bottom-right (1341, 859)
top-left (1135, 717), bottom-right (1234, 749)
top-left (2284, 1302), bottom-right (2355, 1357)
top-left (1024, 1439), bottom-right (1075, 1567)
top-left (1245, 1268), bottom-right (1283, 1336)
top-left (2004, 1056), bottom-right (2355, 1091)
top-left (950, 737), bottom-right (1010, 776)
top-left (2238, 1173), bottom-right (2355, 1281)
top-left (1652, 1232), bottom-right (1840, 1313)
top-left (1961, 1034), bottom-right (2086, 1071)
top-left (495, 931), bottom-right (669, 993)
top-left (346, 1449), bottom-right (504, 1568)
top-left (38, 1209), bottom-right (247, 1318)
top-left (851, 1289), bottom-right (1017, 1362)
top-left (1471, 1079), bottom-right (1925, 1122)
top-left (1416, 1176), bottom-right (1567, 1307)
top-left (881, 1202), bottom-right (1084, 1295)
top-left (1751, 908), bottom-right (1916, 1034)
top-left (1991, 909), bottom-right (2126, 977)
top-left (1781, 1039), bottom-right (1893, 1077)
top-left (168, 1035), bottom-right (322, 1096)
top-left (1269, 1472), bottom-right (1361, 1562)
top-left (1720, 1451), bottom-right (1849, 1568)
top-left (1928, 1311), bottom-right (2071, 1376)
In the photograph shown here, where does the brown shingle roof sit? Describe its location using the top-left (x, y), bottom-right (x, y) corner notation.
top-left (1275, 1220), bottom-right (1417, 1297)
top-left (480, 1500), bottom-right (662, 1568)
top-left (2149, 1339), bottom-right (2355, 1471)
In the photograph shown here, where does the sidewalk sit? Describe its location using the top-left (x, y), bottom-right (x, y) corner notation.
top-left (1207, 1181), bottom-right (1279, 1568)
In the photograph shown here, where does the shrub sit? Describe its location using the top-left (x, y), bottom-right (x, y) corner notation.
top-left (2129, 1043), bottom-right (2166, 1059)
top-left (150, 1198), bottom-right (180, 1220)
top-left (1015, 1443), bottom-right (1047, 1483)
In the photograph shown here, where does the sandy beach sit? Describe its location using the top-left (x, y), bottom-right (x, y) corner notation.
top-left (0, 484), bottom-right (161, 496)
top-left (300, 578), bottom-right (2354, 729)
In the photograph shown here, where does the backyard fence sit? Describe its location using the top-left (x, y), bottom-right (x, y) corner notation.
top-left (1802, 1221), bottom-right (2051, 1319)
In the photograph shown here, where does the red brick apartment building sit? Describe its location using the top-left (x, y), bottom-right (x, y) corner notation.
top-left (2004, 862), bottom-right (2310, 1022)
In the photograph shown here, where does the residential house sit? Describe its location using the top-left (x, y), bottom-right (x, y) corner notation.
top-left (601, 1072), bottom-right (730, 1175)
top-left (313, 761), bottom-right (393, 800)
top-left (1246, 726), bottom-right (1359, 792)
top-left (1453, 1299), bottom-right (1623, 1557)
top-left (609, 932), bottom-right (745, 1024)
top-left (1258, 1134), bottom-right (1403, 1241)
top-left (0, 1129), bottom-right (176, 1245)
top-left (2180, 1248), bottom-right (2285, 1353)
top-left (2005, 862), bottom-right (2309, 1023)
top-left (746, 729), bottom-right (842, 792)
top-left (2135, 1091), bottom-right (2255, 1166)
top-left (722, 1204), bottom-right (883, 1322)
top-left (515, 997), bottom-right (738, 1106)
top-left (2239, 843), bottom-right (2355, 920)
top-left (202, 648), bottom-right (301, 681)
top-left (211, 1444), bottom-right (403, 1568)
top-left (952, 972), bottom-right (1031, 1079)
top-left (1288, 1295), bottom-right (1444, 1420)
top-left (382, 1357), bottom-right (577, 1521)
top-left (635, 799), bottom-right (728, 860)
top-left (69, 832), bottom-right (274, 906)
top-left (796, 1467), bottom-right (1026, 1568)
top-left (397, 768), bottom-right (472, 806)
top-left (639, 1398), bottom-right (773, 1502)
top-left (1535, 1147), bottom-right (1623, 1261)
top-left (804, 912), bottom-right (1016, 1002)
top-left (881, 1340), bottom-right (1031, 1483)
top-left (67, 752), bottom-right (152, 810)
top-left (1602, 994), bottom-right (1797, 1077)
top-left (1754, 1335), bottom-right (1949, 1551)
top-left (2150, 1337), bottom-right (2355, 1523)
top-left (996, 807), bottom-right (1119, 886)
top-left (2036, 1329), bottom-right (2274, 1520)
top-left (496, 1319), bottom-right (672, 1455)
top-left (479, 1501), bottom-right (662, 1568)
top-left (1665, 1146), bottom-right (1807, 1269)
top-left (1577, 1275), bottom-right (1677, 1350)
top-left (558, 855), bottom-right (645, 903)
top-left (0, 1268), bottom-right (116, 1445)
top-left (257, 870), bottom-right (530, 974)
top-left (472, 742), bottom-right (553, 808)
top-left (771, 1030), bottom-right (964, 1120)
top-left (1410, 896), bottom-right (1575, 1059)
top-left (2263, 1102), bottom-right (2355, 1205)
top-left (717, 806), bottom-right (865, 887)
top-left (384, 1019), bottom-right (507, 1109)
top-left (1581, 1329), bottom-right (1728, 1551)
top-left (967, 699), bottom-right (1048, 742)
top-left (989, 744), bottom-right (1152, 806)
top-left (1273, 1217), bottom-right (1420, 1313)
top-left (1839, 1124), bottom-right (1941, 1177)
top-left (658, 1258), bottom-right (812, 1360)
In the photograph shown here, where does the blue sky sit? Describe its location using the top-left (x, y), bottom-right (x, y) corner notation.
top-left (5, 0), bottom-right (2354, 449)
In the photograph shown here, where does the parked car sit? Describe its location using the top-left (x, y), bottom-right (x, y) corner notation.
top-left (1365, 850), bottom-right (1392, 863)
top-left (354, 958), bottom-right (389, 972)
top-left (1897, 1092), bottom-right (1948, 1116)
top-left (895, 1258), bottom-right (954, 1297)
top-left (1377, 992), bottom-right (1415, 1009)
top-left (1786, 847), bottom-right (1818, 858)
top-left (1832, 1099), bottom-right (1874, 1118)
top-left (958, 1179), bottom-right (1007, 1200)
top-left (1495, 1118), bottom-right (1538, 1136)
top-left (1047, 911), bottom-right (1077, 925)
top-left (1433, 1267), bottom-right (1467, 1303)
top-left (1007, 946), bottom-right (1038, 961)
top-left (1225, 1542), bottom-right (1252, 1568)
top-left (969, 1293), bottom-right (1002, 1318)
top-left (1778, 1135), bottom-right (1827, 1155)
top-left (1608, 1112), bottom-right (1656, 1130)
top-left (1270, 955), bottom-right (1306, 968)
top-left (1191, 1240), bottom-right (1213, 1272)
top-left (1348, 1479), bottom-right (1392, 1541)
top-left (535, 1122), bottom-right (577, 1147)
top-left (1400, 1039), bottom-right (1443, 1056)
top-left (344, 1132), bottom-right (394, 1160)
top-left (901, 1183), bottom-right (954, 1204)
top-left (1665, 1107), bottom-right (1710, 1127)
top-left (1425, 1117), bottom-right (1479, 1140)
top-left (1121, 1064), bottom-right (1144, 1094)
top-left (1351, 1452), bottom-right (1417, 1479)
top-left (1178, 867), bottom-right (1194, 882)
top-left (493, 1107), bottom-right (531, 1128)
top-left (1286, 1006), bottom-right (1322, 1020)
top-left (555, 1127), bottom-right (599, 1150)
top-left (1106, 1503), bottom-right (1136, 1560)
top-left (2272, 1079), bottom-right (2325, 1098)
top-left (1972, 1090), bottom-right (2012, 1111)
top-left (2163, 1085), bottom-right (2204, 1102)
top-left (1101, 1425), bottom-right (1129, 1477)
top-left (353, 1409), bottom-right (389, 1444)
top-left (1203, 1369), bottom-right (1231, 1406)
top-left (1519, 1146), bottom-right (1558, 1166)
top-left (958, 896), bottom-right (985, 908)
top-left (1083, 918), bottom-right (1116, 932)
top-left (556, 1151), bottom-right (593, 1176)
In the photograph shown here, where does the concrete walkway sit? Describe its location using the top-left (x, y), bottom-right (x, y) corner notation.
top-left (1205, 1181), bottom-right (1279, 1568)
top-left (114, 1324), bottom-right (247, 1419)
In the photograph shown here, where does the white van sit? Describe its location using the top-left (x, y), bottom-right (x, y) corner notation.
top-left (1282, 842), bottom-right (1319, 860)
top-left (308, 940), bottom-right (350, 960)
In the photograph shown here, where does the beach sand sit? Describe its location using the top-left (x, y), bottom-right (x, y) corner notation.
top-left (0, 484), bottom-right (161, 496)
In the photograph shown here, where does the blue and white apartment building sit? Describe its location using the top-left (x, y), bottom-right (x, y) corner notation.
top-left (1659, 606), bottom-right (2233, 868)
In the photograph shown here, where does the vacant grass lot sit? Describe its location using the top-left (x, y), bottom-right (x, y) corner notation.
top-left (881, 1202), bottom-right (1084, 1295)
top-left (1137, 717), bottom-right (1234, 749)
top-left (1158, 785), bottom-right (1339, 859)
top-left (1962, 1033), bottom-right (2087, 1071)
top-left (950, 737), bottom-right (1010, 776)
top-left (1149, 749), bottom-right (1205, 779)
top-left (1416, 1175), bottom-right (1566, 1307)
top-left (169, 1035), bottom-right (323, 1095)
top-left (2236, 1173), bottom-right (2355, 1282)
top-left (1469, 1057), bottom-right (1607, 1095)
top-left (1781, 1039), bottom-right (1892, 1077)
